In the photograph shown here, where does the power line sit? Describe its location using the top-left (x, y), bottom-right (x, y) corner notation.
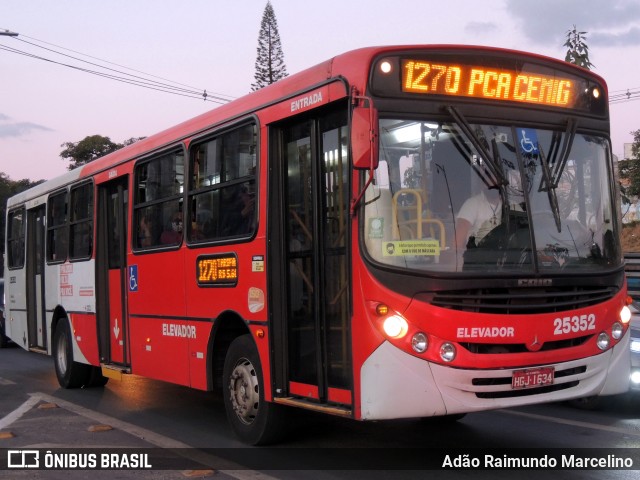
top-left (610, 86), bottom-right (640, 94)
top-left (609, 88), bottom-right (640, 105)
top-left (19, 33), bottom-right (223, 98)
top-left (0, 31), bottom-right (235, 104)
top-left (0, 42), bottom-right (216, 102)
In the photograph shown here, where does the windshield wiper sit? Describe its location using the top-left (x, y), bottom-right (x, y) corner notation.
top-left (537, 143), bottom-right (562, 232)
top-left (551, 118), bottom-right (577, 188)
top-left (536, 119), bottom-right (578, 233)
top-left (446, 106), bottom-right (507, 187)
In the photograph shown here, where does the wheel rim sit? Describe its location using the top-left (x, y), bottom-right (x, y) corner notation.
top-left (228, 357), bottom-right (259, 425)
top-left (56, 330), bottom-right (68, 375)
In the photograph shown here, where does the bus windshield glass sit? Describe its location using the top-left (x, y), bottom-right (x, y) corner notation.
top-left (363, 118), bottom-right (619, 274)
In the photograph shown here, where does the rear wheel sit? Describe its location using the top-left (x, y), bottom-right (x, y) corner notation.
top-left (52, 318), bottom-right (92, 388)
top-left (0, 314), bottom-right (9, 348)
top-left (223, 334), bottom-right (286, 445)
top-left (86, 366), bottom-right (109, 387)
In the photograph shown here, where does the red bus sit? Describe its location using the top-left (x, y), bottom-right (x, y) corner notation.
top-left (3, 45), bottom-right (631, 444)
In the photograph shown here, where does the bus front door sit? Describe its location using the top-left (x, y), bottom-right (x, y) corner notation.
top-left (26, 205), bottom-right (46, 350)
top-left (96, 177), bottom-right (130, 368)
top-left (271, 107), bottom-right (353, 409)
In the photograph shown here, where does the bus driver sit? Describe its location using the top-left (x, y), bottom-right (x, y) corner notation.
top-left (454, 188), bottom-right (501, 250)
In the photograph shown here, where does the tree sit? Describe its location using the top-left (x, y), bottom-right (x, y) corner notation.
top-left (619, 129), bottom-right (640, 198)
top-left (251, 1), bottom-right (288, 91)
top-left (60, 135), bottom-right (145, 170)
top-left (619, 130), bottom-right (640, 253)
top-left (564, 25), bottom-right (594, 70)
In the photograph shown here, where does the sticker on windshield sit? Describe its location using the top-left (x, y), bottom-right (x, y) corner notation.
top-left (383, 240), bottom-right (440, 256)
top-left (518, 128), bottom-right (539, 155)
top-left (368, 218), bottom-right (384, 239)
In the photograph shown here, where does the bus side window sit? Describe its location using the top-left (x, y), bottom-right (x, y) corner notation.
top-left (47, 190), bottom-right (69, 263)
top-left (69, 182), bottom-right (93, 260)
top-left (7, 208), bottom-right (26, 269)
top-left (187, 123), bottom-right (257, 243)
top-left (134, 149), bottom-right (184, 250)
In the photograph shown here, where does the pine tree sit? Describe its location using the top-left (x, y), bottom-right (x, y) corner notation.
top-left (251, 1), bottom-right (288, 91)
top-left (563, 25), bottom-right (594, 70)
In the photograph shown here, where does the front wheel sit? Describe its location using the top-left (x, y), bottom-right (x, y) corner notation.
top-left (567, 395), bottom-right (603, 410)
top-left (222, 334), bottom-right (286, 445)
top-left (52, 318), bottom-right (91, 388)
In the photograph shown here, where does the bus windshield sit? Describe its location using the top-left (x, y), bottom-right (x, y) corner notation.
top-left (363, 117), bottom-right (619, 274)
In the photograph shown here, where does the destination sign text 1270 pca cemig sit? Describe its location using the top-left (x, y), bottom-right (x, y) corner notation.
top-left (402, 60), bottom-right (576, 107)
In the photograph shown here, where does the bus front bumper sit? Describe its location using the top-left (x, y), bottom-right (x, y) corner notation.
top-left (359, 332), bottom-right (630, 420)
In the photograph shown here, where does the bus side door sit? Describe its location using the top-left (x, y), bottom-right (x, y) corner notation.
top-left (269, 104), bottom-right (353, 408)
top-left (96, 176), bottom-right (130, 367)
top-left (26, 204), bottom-right (46, 350)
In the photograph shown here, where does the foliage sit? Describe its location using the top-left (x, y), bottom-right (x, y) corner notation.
top-left (619, 129), bottom-right (640, 198)
top-left (563, 25), bottom-right (594, 70)
top-left (60, 135), bottom-right (145, 170)
top-left (251, 1), bottom-right (288, 91)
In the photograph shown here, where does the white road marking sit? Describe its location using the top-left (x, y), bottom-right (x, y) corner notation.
top-left (0, 395), bottom-right (41, 430)
top-left (26, 392), bottom-right (279, 480)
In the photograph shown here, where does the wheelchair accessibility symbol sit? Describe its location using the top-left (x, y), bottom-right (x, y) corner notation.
top-left (129, 265), bottom-right (138, 292)
top-left (518, 128), bottom-right (539, 155)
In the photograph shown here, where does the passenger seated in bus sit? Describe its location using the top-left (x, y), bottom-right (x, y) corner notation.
top-left (160, 211), bottom-right (183, 244)
top-left (194, 199), bottom-right (213, 239)
top-left (454, 188), bottom-right (501, 250)
top-left (138, 214), bottom-right (156, 247)
top-left (221, 185), bottom-right (255, 236)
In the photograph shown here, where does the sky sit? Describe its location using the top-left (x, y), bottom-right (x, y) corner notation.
top-left (1, 0), bottom-right (640, 181)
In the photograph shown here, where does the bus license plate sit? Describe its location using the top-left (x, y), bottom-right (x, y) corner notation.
top-left (512, 367), bottom-right (554, 389)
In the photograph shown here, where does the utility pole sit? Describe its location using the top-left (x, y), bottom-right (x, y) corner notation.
top-left (0, 29), bottom-right (19, 37)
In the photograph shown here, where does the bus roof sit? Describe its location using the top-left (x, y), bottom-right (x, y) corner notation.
top-left (7, 44), bottom-right (607, 209)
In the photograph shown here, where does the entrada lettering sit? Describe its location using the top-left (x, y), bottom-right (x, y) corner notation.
top-left (291, 92), bottom-right (323, 112)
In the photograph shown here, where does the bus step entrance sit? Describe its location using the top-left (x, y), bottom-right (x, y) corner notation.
top-left (274, 397), bottom-right (352, 417)
top-left (100, 364), bottom-right (131, 381)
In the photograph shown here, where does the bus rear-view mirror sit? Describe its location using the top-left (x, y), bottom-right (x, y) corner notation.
top-left (352, 105), bottom-right (379, 170)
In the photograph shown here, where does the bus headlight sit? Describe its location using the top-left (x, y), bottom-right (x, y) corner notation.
top-left (383, 315), bottom-right (408, 339)
top-left (411, 332), bottom-right (428, 353)
top-left (440, 342), bottom-right (456, 362)
top-left (620, 305), bottom-right (632, 324)
top-left (596, 332), bottom-right (610, 351)
top-left (631, 338), bottom-right (640, 353)
top-left (611, 322), bottom-right (624, 340)
top-left (379, 60), bottom-right (393, 74)
top-left (631, 370), bottom-right (640, 386)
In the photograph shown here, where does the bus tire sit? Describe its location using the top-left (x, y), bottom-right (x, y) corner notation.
top-left (87, 366), bottom-right (109, 387)
top-left (0, 316), bottom-right (9, 348)
top-left (53, 318), bottom-right (91, 389)
top-left (567, 395), bottom-right (602, 410)
top-left (222, 334), bottom-right (285, 445)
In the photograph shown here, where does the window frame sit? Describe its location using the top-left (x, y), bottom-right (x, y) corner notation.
top-left (186, 120), bottom-right (259, 246)
top-left (6, 206), bottom-right (26, 270)
top-left (69, 180), bottom-right (94, 261)
top-left (46, 189), bottom-right (69, 265)
top-left (132, 146), bottom-right (186, 253)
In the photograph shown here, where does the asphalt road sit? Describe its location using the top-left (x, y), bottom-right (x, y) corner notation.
top-left (1, 345), bottom-right (640, 479)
